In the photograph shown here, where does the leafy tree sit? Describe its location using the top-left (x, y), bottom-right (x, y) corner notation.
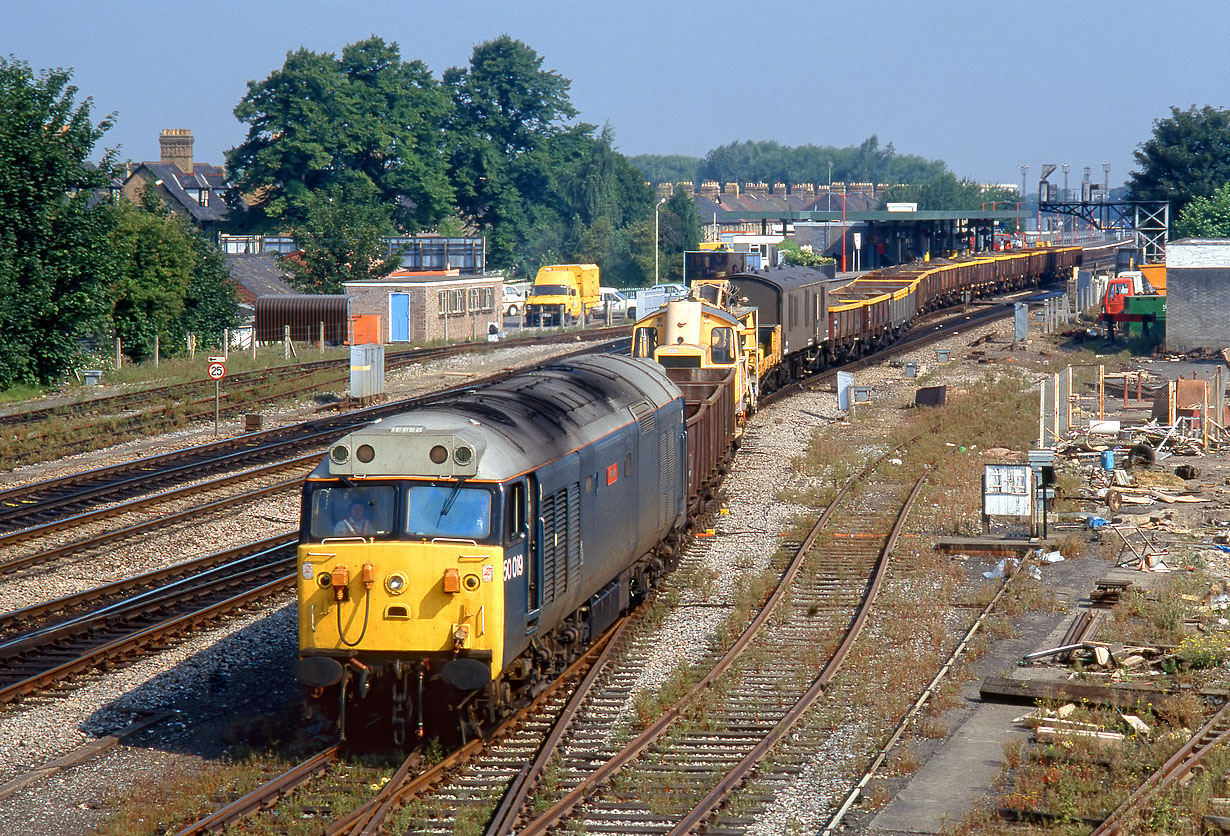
top-left (444, 35), bottom-right (577, 157)
top-left (108, 187), bottom-right (240, 359)
top-left (227, 37), bottom-right (454, 233)
top-left (656, 185), bottom-right (703, 281)
top-left (1175, 182), bottom-right (1230, 237)
top-left (0, 58), bottom-right (116, 388)
top-left (1128, 105), bottom-right (1230, 220)
top-left (278, 173), bottom-right (402, 293)
top-left (695, 137), bottom-right (948, 187)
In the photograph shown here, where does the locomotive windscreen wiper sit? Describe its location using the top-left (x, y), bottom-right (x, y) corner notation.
top-left (438, 476), bottom-right (467, 519)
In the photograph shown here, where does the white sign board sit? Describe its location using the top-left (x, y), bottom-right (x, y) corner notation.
top-left (836, 372), bottom-right (854, 411)
top-left (984, 464), bottom-right (1032, 518)
top-left (886, 202), bottom-right (918, 212)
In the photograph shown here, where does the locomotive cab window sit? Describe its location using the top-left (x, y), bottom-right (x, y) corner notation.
top-left (308, 484), bottom-right (396, 540)
top-left (710, 326), bottom-right (735, 364)
top-left (408, 484), bottom-right (493, 541)
top-left (632, 327), bottom-right (658, 359)
top-left (505, 481), bottom-right (527, 541)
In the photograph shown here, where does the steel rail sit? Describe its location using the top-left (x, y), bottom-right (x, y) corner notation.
top-left (330, 622), bottom-right (626, 836)
top-left (0, 323), bottom-right (628, 428)
top-left (1089, 700), bottom-right (1230, 835)
top-left (666, 469), bottom-right (930, 835)
top-left (172, 745), bottom-right (341, 836)
top-left (514, 440), bottom-right (916, 836)
top-left (0, 456), bottom-right (312, 547)
top-left (0, 572), bottom-right (292, 704)
top-left (820, 536), bottom-right (1026, 835)
top-left (0, 336), bottom-right (631, 527)
top-left (483, 616), bottom-right (633, 836)
top-left (0, 534), bottom-right (296, 632)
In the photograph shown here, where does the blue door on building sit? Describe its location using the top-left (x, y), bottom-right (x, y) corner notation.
top-left (390, 293), bottom-right (410, 341)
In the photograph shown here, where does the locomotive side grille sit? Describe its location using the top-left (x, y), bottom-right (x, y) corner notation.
top-left (658, 427), bottom-right (676, 526)
top-left (567, 482), bottom-right (582, 577)
top-left (541, 490), bottom-right (559, 603)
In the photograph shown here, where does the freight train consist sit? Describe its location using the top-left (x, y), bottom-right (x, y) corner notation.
top-left (295, 245), bottom-right (1081, 743)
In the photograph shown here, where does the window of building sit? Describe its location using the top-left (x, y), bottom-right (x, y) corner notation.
top-left (438, 289), bottom-right (463, 316)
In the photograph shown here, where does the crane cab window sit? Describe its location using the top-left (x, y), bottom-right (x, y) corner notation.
top-left (711, 326), bottom-right (735, 364)
top-left (633, 327), bottom-right (658, 359)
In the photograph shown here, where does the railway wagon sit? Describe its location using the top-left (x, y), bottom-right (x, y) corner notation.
top-left (666, 367), bottom-right (736, 512)
top-left (295, 354), bottom-right (697, 742)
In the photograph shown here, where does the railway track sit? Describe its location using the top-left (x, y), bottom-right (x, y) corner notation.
top-left (0, 336), bottom-right (632, 537)
top-left (0, 540), bottom-right (295, 705)
top-left (172, 624), bottom-right (626, 835)
top-left (501, 444), bottom-right (926, 835)
top-left (1, 325), bottom-right (631, 468)
top-left (1088, 702), bottom-right (1230, 836)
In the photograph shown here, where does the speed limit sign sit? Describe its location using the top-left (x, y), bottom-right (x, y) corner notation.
top-left (207, 361), bottom-right (226, 380)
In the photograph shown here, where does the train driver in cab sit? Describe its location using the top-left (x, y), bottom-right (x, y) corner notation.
top-left (335, 499), bottom-right (373, 536)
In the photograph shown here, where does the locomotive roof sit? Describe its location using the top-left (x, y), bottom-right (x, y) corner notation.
top-left (312, 354), bottom-right (681, 483)
top-left (727, 265), bottom-right (836, 293)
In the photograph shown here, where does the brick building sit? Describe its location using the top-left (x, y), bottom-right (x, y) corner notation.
top-left (343, 270), bottom-right (505, 344)
top-left (120, 129), bottom-right (240, 237)
top-left (1165, 239), bottom-right (1230, 354)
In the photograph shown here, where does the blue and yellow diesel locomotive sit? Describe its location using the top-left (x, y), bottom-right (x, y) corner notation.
top-left (295, 355), bottom-right (692, 742)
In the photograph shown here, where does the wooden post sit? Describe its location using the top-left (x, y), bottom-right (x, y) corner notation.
top-left (1098, 365), bottom-right (1105, 419)
top-left (1137, 370), bottom-right (1142, 403)
top-left (154, 333), bottom-right (159, 368)
top-left (115, 336), bottom-right (122, 370)
top-left (1053, 373), bottom-right (1060, 442)
top-left (1169, 380), bottom-right (1177, 427)
top-left (284, 325), bottom-right (291, 359)
top-left (1123, 370), bottom-right (1128, 409)
top-left (223, 328), bottom-right (229, 360)
top-left (252, 330), bottom-right (257, 360)
top-left (1204, 380), bottom-right (1210, 449)
top-left (320, 321), bottom-right (325, 356)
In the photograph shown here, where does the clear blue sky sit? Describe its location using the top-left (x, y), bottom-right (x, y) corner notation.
top-left (6, 0), bottom-right (1230, 191)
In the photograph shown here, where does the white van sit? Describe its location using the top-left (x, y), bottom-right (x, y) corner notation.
top-left (502, 284), bottom-right (528, 317)
top-left (598, 287), bottom-right (631, 319)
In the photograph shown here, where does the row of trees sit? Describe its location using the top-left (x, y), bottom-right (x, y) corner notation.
top-left (629, 137), bottom-right (951, 190)
top-left (0, 58), bottom-right (238, 390)
top-left (225, 36), bottom-right (699, 291)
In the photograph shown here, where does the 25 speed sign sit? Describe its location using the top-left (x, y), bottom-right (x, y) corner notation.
top-left (207, 360), bottom-right (226, 381)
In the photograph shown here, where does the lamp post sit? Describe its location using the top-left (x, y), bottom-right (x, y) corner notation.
top-left (654, 196), bottom-right (666, 285)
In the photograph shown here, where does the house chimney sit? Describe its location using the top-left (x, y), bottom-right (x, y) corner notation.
top-left (159, 129), bottom-right (194, 173)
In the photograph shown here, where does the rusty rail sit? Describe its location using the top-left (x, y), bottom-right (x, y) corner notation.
top-left (667, 469), bottom-right (930, 835)
top-left (514, 442), bottom-right (916, 836)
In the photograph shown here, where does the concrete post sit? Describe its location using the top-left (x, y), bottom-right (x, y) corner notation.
top-left (154, 333), bottom-right (159, 367)
top-left (115, 337), bottom-right (121, 369)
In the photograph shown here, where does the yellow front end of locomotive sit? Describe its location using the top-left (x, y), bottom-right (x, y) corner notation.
top-left (297, 540), bottom-right (505, 674)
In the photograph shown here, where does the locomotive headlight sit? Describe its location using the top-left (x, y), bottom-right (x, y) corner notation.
top-left (454, 445), bottom-right (474, 466)
top-left (330, 444), bottom-right (350, 464)
top-left (356, 443), bottom-right (375, 463)
top-left (385, 573), bottom-right (407, 594)
top-left (429, 444), bottom-right (449, 464)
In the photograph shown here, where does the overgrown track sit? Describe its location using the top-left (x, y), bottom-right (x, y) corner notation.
top-left (0, 540), bottom-right (295, 705)
top-left (505, 445), bottom-right (926, 835)
top-left (1089, 701), bottom-right (1230, 836)
top-left (0, 336), bottom-right (631, 536)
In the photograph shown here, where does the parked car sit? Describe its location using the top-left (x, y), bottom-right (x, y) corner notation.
top-left (597, 287), bottom-right (631, 320)
top-left (502, 284), bottom-right (528, 317)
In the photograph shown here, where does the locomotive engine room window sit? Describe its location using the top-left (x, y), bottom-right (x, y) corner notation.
top-left (505, 482), bottom-right (527, 540)
top-left (710, 326), bottom-right (734, 364)
top-left (309, 484), bottom-right (396, 540)
top-left (407, 485), bottom-right (492, 540)
top-left (632, 327), bottom-right (658, 359)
